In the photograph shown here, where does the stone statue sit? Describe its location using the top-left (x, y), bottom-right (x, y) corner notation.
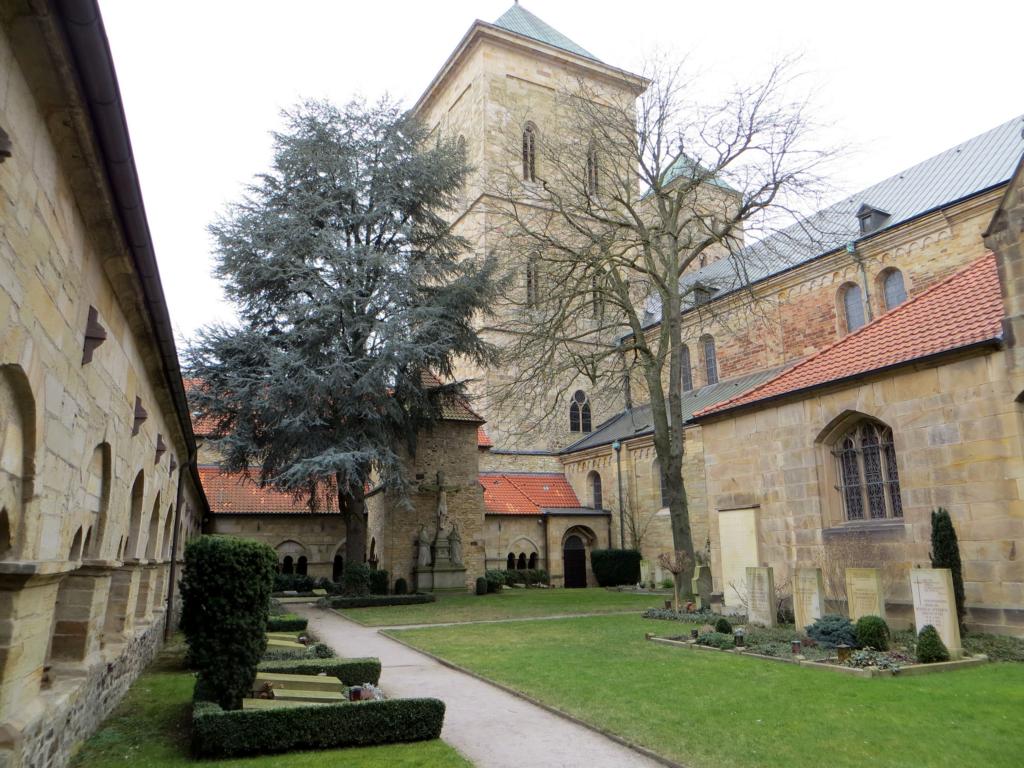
top-left (416, 525), bottom-right (431, 567)
top-left (434, 470), bottom-right (450, 535)
top-left (448, 523), bottom-right (463, 566)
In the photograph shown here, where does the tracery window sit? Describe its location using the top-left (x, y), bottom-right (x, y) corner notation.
top-left (522, 123), bottom-right (537, 181)
top-left (569, 390), bottom-right (592, 432)
top-left (832, 421), bottom-right (903, 521)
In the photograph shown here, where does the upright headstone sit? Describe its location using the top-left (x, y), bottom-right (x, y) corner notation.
top-left (793, 567), bottom-right (825, 632)
top-left (910, 568), bottom-right (962, 658)
top-left (746, 566), bottom-right (776, 627)
top-left (845, 568), bottom-right (885, 622)
top-left (639, 559), bottom-right (651, 587)
top-left (691, 565), bottom-right (713, 610)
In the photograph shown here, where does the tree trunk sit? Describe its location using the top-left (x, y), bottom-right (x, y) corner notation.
top-left (338, 473), bottom-right (367, 566)
top-left (673, 573), bottom-right (683, 612)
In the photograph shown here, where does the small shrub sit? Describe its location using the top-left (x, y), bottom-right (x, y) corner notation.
top-left (257, 657), bottom-right (381, 685)
top-left (916, 625), bottom-right (950, 663)
top-left (267, 614), bottom-right (308, 632)
top-left (475, 577), bottom-right (488, 595)
top-left (180, 536), bottom-right (278, 710)
top-left (309, 642), bottom-right (334, 658)
top-left (273, 573), bottom-right (315, 593)
top-left (714, 617), bottom-right (733, 635)
top-left (855, 615), bottom-right (891, 651)
top-left (484, 570), bottom-right (506, 593)
top-left (343, 562), bottom-right (371, 596)
top-left (369, 568), bottom-right (389, 595)
top-left (806, 614), bottom-right (857, 648)
top-left (327, 593), bottom-right (435, 609)
top-left (696, 632), bottom-right (735, 650)
top-left (930, 508), bottom-right (966, 632)
top-left (660, 577), bottom-right (674, 589)
top-left (590, 549), bottom-right (642, 587)
top-left (394, 577), bottom-right (408, 595)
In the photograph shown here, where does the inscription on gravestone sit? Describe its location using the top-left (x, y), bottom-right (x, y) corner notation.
top-left (794, 567), bottom-right (825, 631)
top-left (910, 568), bottom-right (961, 658)
top-left (746, 566), bottom-right (776, 627)
top-left (845, 568), bottom-right (885, 622)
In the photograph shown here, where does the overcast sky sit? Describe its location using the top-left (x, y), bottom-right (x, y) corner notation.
top-left (99, 0), bottom-right (1024, 342)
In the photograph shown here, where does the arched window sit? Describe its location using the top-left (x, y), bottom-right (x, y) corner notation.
top-left (161, 504), bottom-right (174, 560)
top-left (589, 471), bottom-right (603, 510)
top-left (507, 552), bottom-right (516, 570)
top-left (517, 553), bottom-right (527, 570)
top-left (701, 335), bottom-right (718, 385)
top-left (144, 494), bottom-right (161, 559)
top-left (0, 365), bottom-right (34, 561)
top-left (681, 344), bottom-right (693, 392)
top-left (296, 556), bottom-right (308, 576)
top-left (882, 269), bottom-right (907, 310)
top-left (522, 123), bottom-right (537, 181)
top-left (653, 459), bottom-right (668, 508)
top-left (569, 390), bottom-right (592, 432)
top-left (526, 255), bottom-right (540, 307)
top-left (832, 421), bottom-right (903, 521)
top-left (85, 443), bottom-right (111, 559)
top-left (528, 552), bottom-right (538, 569)
top-left (841, 283), bottom-right (866, 333)
top-left (125, 472), bottom-right (145, 560)
top-left (586, 144), bottom-right (599, 195)
top-left (282, 555), bottom-right (294, 575)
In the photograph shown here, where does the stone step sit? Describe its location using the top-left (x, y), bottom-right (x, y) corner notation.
top-left (269, 687), bottom-right (346, 704)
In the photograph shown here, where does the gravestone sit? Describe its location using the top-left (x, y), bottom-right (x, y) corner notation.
top-left (793, 567), bottom-right (825, 632)
top-left (910, 568), bottom-right (962, 658)
top-left (639, 559), bottom-right (651, 587)
top-left (691, 565), bottom-right (713, 609)
top-left (746, 566), bottom-right (776, 627)
top-left (845, 568), bottom-right (885, 622)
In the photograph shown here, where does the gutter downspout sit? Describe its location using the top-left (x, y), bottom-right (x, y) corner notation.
top-left (164, 446), bottom-right (192, 640)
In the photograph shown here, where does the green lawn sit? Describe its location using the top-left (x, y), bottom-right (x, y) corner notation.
top-left (338, 587), bottom-right (664, 626)
top-left (72, 639), bottom-right (470, 768)
top-left (391, 614), bottom-right (1024, 768)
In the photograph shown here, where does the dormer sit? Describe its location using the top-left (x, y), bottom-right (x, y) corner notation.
top-left (856, 203), bottom-right (891, 236)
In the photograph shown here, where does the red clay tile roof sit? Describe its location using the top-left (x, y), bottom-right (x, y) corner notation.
top-left (199, 466), bottom-right (339, 515)
top-left (697, 253), bottom-right (1003, 418)
top-left (480, 472), bottom-right (582, 515)
top-left (477, 426), bottom-right (493, 448)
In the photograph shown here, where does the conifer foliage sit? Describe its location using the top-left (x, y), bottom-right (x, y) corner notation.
top-left (186, 98), bottom-right (496, 563)
top-left (929, 507), bottom-right (966, 632)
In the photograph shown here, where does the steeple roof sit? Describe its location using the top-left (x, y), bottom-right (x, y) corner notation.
top-left (493, 3), bottom-right (599, 61)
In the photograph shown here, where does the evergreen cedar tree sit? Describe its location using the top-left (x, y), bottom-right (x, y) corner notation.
top-left (186, 99), bottom-right (498, 564)
top-left (929, 508), bottom-right (966, 632)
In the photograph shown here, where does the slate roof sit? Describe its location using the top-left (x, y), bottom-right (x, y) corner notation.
top-left (493, 3), bottom-right (598, 61)
top-left (696, 253), bottom-right (1003, 418)
top-left (199, 466), bottom-right (338, 515)
top-left (561, 365), bottom-right (787, 453)
top-left (481, 472), bottom-right (583, 515)
top-left (643, 115), bottom-right (1024, 326)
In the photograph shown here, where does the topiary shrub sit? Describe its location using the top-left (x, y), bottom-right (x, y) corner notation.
top-left (475, 577), bottom-right (488, 595)
top-left (484, 570), bottom-right (506, 593)
top-left (343, 562), bottom-right (371, 596)
top-left (855, 615), bottom-right (891, 651)
top-left (590, 549), bottom-right (642, 587)
top-left (930, 508), bottom-right (966, 633)
top-left (696, 632), bottom-right (735, 650)
top-left (180, 536), bottom-right (278, 710)
top-left (369, 568), bottom-right (389, 596)
top-left (916, 625), bottom-right (950, 663)
top-left (714, 617), bottom-right (733, 635)
top-left (806, 614), bottom-right (857, 648)
top-left (394, 577), bottom-right (408, 595)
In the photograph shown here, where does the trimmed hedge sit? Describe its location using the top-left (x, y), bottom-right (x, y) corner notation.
top-left (369, 569), bottom-right (389, 595)
top-left (180, 536), bottom-right (278, 710)
top-left (274, 573), bottom-right (315, 593)
top-left (590, 549), bottom-right (642, 587)
top-left (267, 614), bottom-right (308, 632)
top-left (475, 577), bottom-right (488, 595)
top-left (343, 562), bottom-right (371, 596)
top-left (257, 657), bottom-right (381, 685)
top-left (394, 577), bottom-right (408, 595)
top-left (484, 570), bottom-right (506, 593)
top-left (327, 593), bottom-right (436, 609)
top-left (191, 697), bottom-right (445, 758)
top-left (503, 568), bottom-right (549, 587)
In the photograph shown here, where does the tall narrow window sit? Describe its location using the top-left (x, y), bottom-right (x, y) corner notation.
top-left (569, 390), bottom-right (592, 432)
top-left (517, 553), bottom-right (527, 570)
top-left (507, 552), bottom-right (515, 570)
top-left (586, 144), bottom-right (599, 195)
top-left (591, 274), bottom-right (600, 317)
top-left (882, 269), bottom-right (907, 310)
top-left (681, 344), bottom-right (693, 392)
top-left (653, 459), bottom-right (668, 508)
top-left (702, 335), bottom-right (718, 385)
top-left (831, 421), bottom-right (903, 521)
top-left (589, 471), bottom-right (603, 510)
top-left (842, 283), bottom-right (865, 333)
top-left (526, 256), bottom-right (539, 307)
top-left (522, 123), bottom-right (536, 181)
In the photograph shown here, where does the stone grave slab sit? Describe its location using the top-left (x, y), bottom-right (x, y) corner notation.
top-left (845, 568), bottom-right (885, 622)
top-left (910, 568), bottom-right (962, 658)
top-left (794, 567), bottom-right (825, 632)
top-left (255, 672), bottom-right (344, 693)
top-left (691, 565), bottom-right (713, 610)
top-left (746, 566), bottom-right (776, 627)
top-left (243, 697), bottom-right (328, 709)
top-left (271, 687), bottom-right (345, 704)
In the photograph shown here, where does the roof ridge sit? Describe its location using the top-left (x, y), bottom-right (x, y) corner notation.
top-left (696, 252), bottom-right (999, 417)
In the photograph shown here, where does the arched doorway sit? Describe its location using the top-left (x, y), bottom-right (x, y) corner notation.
top-left (563, 534), bottom-right (587, 588)
top-left (333, 554), bottom-right (344, 582)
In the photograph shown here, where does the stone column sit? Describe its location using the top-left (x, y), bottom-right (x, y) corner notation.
top-left (150, 562), bottom-right (170, 617)
top-left (104, 563), bottom-right (141, 641)
top-left (134, 562), bottom-right (157, 623)
top-left (0, 565), bottom-right (66, 722)
top-left (49, 562), bottom-right (116, 662)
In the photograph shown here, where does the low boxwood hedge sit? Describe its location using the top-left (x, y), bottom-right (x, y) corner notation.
top-left (256, 657), bottom-right (382, 685)
top-left (590, 549), bottom-right (642, 587)
top-left (326, 593), bottom-right (436, 609)
top-left (267, 614), bottom-right (308, 632)
top-left (191, 697), bottom-right (445, 757)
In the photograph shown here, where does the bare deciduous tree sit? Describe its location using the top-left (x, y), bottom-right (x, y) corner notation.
top-left (486, 57), bottom-right (838, 582)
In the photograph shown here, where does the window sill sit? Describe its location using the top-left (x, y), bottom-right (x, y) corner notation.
top-left (822, 519), bottom-right (907, 541)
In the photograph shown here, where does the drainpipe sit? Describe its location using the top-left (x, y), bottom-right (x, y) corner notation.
top-left (164, 446), bottom-right (192, 640)
top-left (613, 440), bottom-right (624, 548)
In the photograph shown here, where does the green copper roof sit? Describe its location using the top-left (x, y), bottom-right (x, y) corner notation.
top-left (493, 3), bottom-right (599, 61)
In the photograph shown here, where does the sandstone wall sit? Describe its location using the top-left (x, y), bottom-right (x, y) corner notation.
top-left (205, 514), bottom-right (347, 580)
